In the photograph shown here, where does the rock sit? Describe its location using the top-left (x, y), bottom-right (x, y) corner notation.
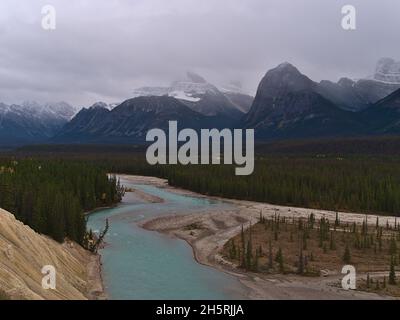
top-left (0, 208), bottom-right (92, 300)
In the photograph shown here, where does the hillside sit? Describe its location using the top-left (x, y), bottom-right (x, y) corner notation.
top-left (0, 208), bottom-right (102, 300)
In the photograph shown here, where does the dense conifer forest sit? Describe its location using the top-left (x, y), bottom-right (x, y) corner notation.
top-left (24, 152), bottom-right (396, 216)
top-left (2, 136), bottom-right (400, 247)
top-left (99, 155), bottom-right (400, 216)
top-left (0, 159), bottom-right (124, 245)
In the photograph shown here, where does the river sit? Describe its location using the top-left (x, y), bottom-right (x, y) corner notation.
top-left (86, 176), bottom-right (245, 300)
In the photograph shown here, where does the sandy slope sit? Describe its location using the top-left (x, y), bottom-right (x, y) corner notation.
top-left (0, 208), bottom-right (103, 300)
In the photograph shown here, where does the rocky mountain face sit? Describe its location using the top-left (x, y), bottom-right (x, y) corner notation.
top-left (317, 78), bottom-right (369, 112)
top-left (219, 81), bottom-right (254, 113)
top-left (53, 96), bottom-right (219, 144)
top-left (316, 58), bottom-right (400, 112)
top-left (242, 63), bottom-right (364, 139)
top-left (362, 89), bottom-right (400, 134)
top-left (0, 101), bottom-right (76, 146)
top-left (132, 72), bottom-right (245, 123)
top-left (4, 59), bottom-right (400, 146)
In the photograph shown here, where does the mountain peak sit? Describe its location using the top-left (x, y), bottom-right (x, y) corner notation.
top-left (275, 61), bottom-right (295, 69)
top-left (270, 62), bottom-right (304, 76)
top-left (186, 71), bottom-right (207, 84)
top-left (90, 102), bottom-right (108, 109)
top-left (259, 62), bottom-right (314, 94)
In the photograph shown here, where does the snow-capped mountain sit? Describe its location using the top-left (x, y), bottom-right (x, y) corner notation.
top-left (132, 72), bottom-right (245, 121)
top-left (0, 101), bottom-right (76, 146)
top-left (88, 102), bottom-right (120, 111)
top-left (53, 96), bottom-right (220, 144)
top-left (20, 101), bottom-right (77, 122)
top-left (242, 62), bottom-right (364, 139)
top-left (317, 58), bottom-right (400, 112)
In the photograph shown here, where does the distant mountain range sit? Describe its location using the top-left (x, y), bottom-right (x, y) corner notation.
top-left (2, 59), bottom-right (400, 146)
top-left (0, 101), bottom-right (76, 146)
top-left (53, 96), bottom-right (221, 144)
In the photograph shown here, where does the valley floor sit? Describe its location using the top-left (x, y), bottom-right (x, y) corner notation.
top-left (120, 175), bottom-right (399, 300)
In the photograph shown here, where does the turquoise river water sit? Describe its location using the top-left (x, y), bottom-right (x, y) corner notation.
top-left (86, 176), bottom-right (245, 300)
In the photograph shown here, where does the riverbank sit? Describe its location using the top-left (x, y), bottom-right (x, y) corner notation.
top-left (121, 175), bottom-right (398, 300)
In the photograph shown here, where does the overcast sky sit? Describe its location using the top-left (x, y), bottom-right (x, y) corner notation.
top-left (0, 0), bottom-right (399, 106)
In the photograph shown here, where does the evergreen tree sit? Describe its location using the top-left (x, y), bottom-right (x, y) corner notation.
top-left (268, 240), bottom-right (273, 270)
top-left (246, 240), bottom-right (252, 270)
top-left (343, 244), bottom-right (351, 264)
top-left (275, 248), bottom-right (284, 272)
top-left (297, 249), bottom-right (304, 275)
top-left (335, 212), bottom-right (340, 227)
top-left (329, 232), bottom-right (336, 250)
top-left (389, 256), bottom-right (397, 285)
top-left (389, 236), bottom-right (398, 255)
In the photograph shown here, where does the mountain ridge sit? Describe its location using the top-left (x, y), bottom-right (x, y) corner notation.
top-left (3, 60), bottom-right (400, 145)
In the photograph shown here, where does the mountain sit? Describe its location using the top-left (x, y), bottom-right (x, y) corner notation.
top-left (0, 208), bottom-right (95, 300)
top-left (317, 58), bottom-right (400, 112)
top-left (362, 89), bottom-right (400, 134)
top-left (132, 72), bottom-right (244, 122)
top-left (242, 63), bottom-right (364, 140)
top-left (219, 81), bottom-right (254, 113)
top-left (53, 96), bottom-right (220, 144)
top-left (0, 101), bottom-right (76, 146)
top-left (89, 101), bottom-right (120, 111)
top-left (317, 78), bottom-right (369, 112)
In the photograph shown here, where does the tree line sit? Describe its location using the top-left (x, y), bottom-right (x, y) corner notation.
top-left (97, 155), bottom-right (400, 216)
top-left (0, 159), bottom-right (124, 245)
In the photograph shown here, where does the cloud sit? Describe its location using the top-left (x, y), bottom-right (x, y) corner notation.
top-left (0, 0), bottom-right (399, 106)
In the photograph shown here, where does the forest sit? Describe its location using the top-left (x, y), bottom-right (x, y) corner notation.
top-left (0, 159), bottom-right (124, 245)
top-left (6, 137), bottom-right (400, 231)
top-left (98, 155), bottom-right (400, 216)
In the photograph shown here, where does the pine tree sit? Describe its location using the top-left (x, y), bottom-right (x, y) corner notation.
top-left (268, 241), bottom-right (273, 270)
top-left (275, 248), bottom-right (284, 272)
top-left (335, 212), bottom-right (340, 227)
top-left (330, 232), bottom-right (336, 250)
top-left (297, 249), bottom-right (304, 275)
top-left (302, 232), bottom-right (307, 250)
top-left (343, 244), bottom-right (351, 263)
top-left (389, 236), bottom-right (397, 255)
top-left (254, 251), bottom-right (259, 272)
top-left (309, 213), bottom-right (315, 229)
top-left (240, 225), bottom-right (245, 267)
top-left (310, 252), bottom-right (315, 262)
top-left (246, 240), bottom-right (252, 270)
top-left (274, 229), bottom-right (278, 241)
top-left (389, 256), bottom-right (397, 285)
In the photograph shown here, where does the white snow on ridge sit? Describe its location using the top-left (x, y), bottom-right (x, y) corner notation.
top-left (131, 72), bottom-right (222, 103)
top-left (168, 90), bottom-right (201, 102)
